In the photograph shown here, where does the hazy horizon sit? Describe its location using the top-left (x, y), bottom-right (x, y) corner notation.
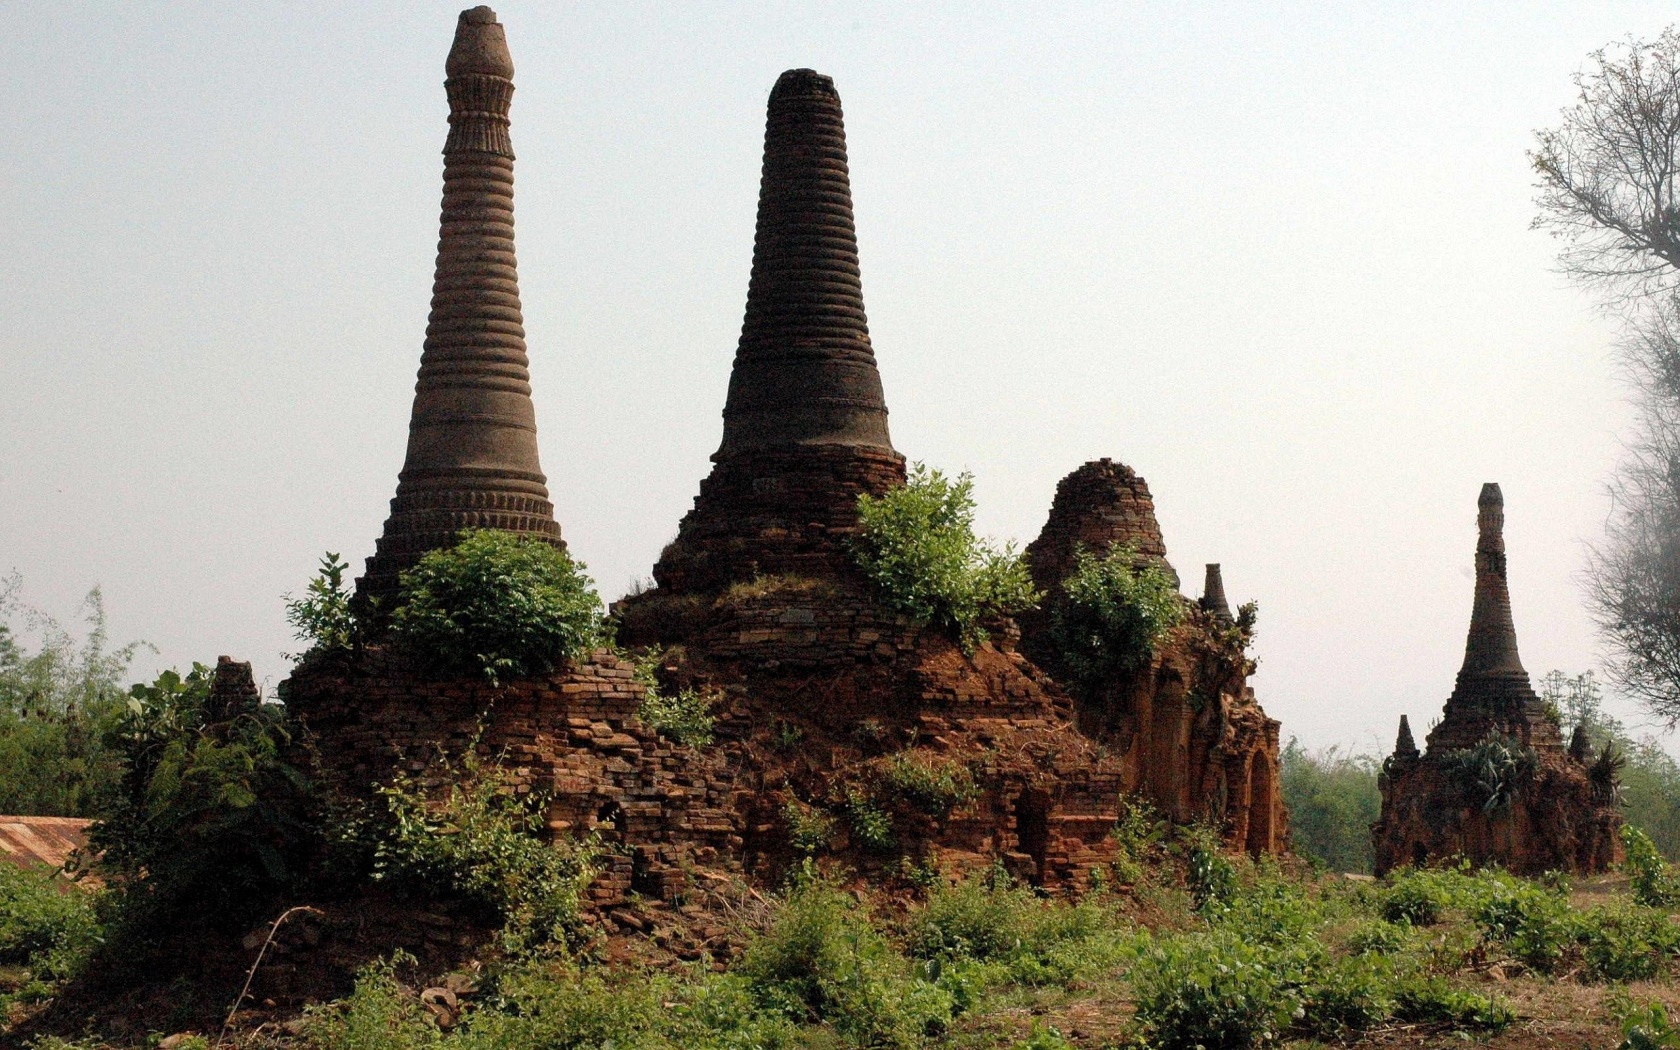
top-left (5, 1), bottom-right (1676, 752)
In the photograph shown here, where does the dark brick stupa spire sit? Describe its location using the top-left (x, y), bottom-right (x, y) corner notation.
top-left (1425, 484), bottom-right (1559, 751)
top-left (720, 69), bottom-right (894, 455)
top-left (1201, 564), bottom-right (1233, 623)
top-left (652, 69), bottom-right (905, 593)
top-left (358, 7), bottom-right (562, 605)
top-left (1393, 714), bottom-right (1419, 761)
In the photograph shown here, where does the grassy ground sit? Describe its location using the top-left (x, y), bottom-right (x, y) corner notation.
top-left (9, 834), bottom-right (1680, 1049)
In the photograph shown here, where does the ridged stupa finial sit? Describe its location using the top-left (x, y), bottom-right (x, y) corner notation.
top-left (648, 69), bottom-right (905, 594)
top-left (717, 69), bottom-right (894, 454)
top-left (1201, 564), bottom-right (1233, 622)
top-left (357, 7), bottom-right (562, 605)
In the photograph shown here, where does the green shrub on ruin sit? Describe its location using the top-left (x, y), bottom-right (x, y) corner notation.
top-left (390, 529), bottom-right (611, 683)
top-left (638, 687), bottom-right (716, 747)
top-left (783, 798), bottom-right (837, 856)
top-left (876, 751), bottom-right (978, 816)
top-left (372, 750), bottom-right (598, 953)
top-left (1048, 543), bottom-right (1184, 696)
top-left (284, 551), bottom-right (359, 658)
top-left (843, 788), bottom-right (896, 853)
top-left (1443, 731), bottom-right (1539, 814)
top-left (853, 463), bottom-right (1039, 651)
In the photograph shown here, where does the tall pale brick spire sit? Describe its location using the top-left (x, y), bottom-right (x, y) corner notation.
top-left (359, 7), bottom-right (561, 605)
top-left (653, 69), bottom-right (905, 593)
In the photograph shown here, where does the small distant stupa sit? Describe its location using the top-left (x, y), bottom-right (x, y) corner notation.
top-left (1373, 484), bottom-right (1619, 875)
top-left (650, 69), bottom-right (906, 594)
top-left (357, 7), bottom-right (563, 606)
top-left (1200, 564), bottom-right (1233, 623)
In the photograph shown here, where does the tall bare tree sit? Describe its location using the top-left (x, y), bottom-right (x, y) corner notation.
top-left (1535, 28), bottom-right (1680, 722)
top-left (1533, 27), bottom-right (1680, 300)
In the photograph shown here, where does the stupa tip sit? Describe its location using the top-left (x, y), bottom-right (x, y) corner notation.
top-left (448, 6), bottom-right (513, 79)
top-left (772, 68), bottom-right (838, 99)
top-left (1479, 482), bottom-right (1502, 507)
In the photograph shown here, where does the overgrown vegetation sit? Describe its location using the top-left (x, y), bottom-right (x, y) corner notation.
top-left (287, 834), bottom-right (1584, 1050)
top-left (853, 463), bottom-right (1039, 651)
top-left (87, 663), bottom-right (319, 928)
top-left (632, 653), bottom-right (717, 747)
top-left (369, 751), bottom-right (598, 953)
top-left (0, 862), bottom-right (101, 1013)
top-left (391, 529), bottom-right (612, 683)
top-left (1048, 544), bottom-right (1184, 695)
top-left (1443, 730), bottom-right (1539, 814)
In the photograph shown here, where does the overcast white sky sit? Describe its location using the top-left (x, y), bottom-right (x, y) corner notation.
top-left (3, 1), bottom-right (1673, 751)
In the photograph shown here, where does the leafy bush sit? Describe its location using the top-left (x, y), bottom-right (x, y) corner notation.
top-left (909, 871), bottom-right (1037, 963)
top-left (1048, 543), bottom-right (1184, 694)
top-left (1297, 952), bottom-right (1394, 1038)
top-left (88, 664), bottom-right (318, 925)
top-left (390, 529), bottom-right (611, 683)
top-left (1344, 918), bottom-right (1412, 955)
top-left (285, 552), bottom-right (359, 657)
top-left (1180, 825), bottom-right (1237, 912)
top-left (1472, 879), bottom-right (1577, 973)
top-left (1379, 868), bottom-right (1454, 926)
top-left (0, 862), bottom-right (100, 984)
top-left (372, 752), bottom-right (597, 952)
top-left (843, 789), bottom-right (895, 853)
top-left (1278, 738), bottom-right (1380, 873)
top-left (638, 687), bottom-right (716, 747)
top-left (852, 464), bottom-right (1039, 651)
top-left (1625, 824), bottom-right (1680, 906)
top-left (301, 952), bottom-right (441, 1050)
top-left (877, 752), bottom-right (978, 816)
top-left (739, 874), bottom-right (953, 1050)
top-left (1129, 929), bottom-right (1293, 1050)
top-left (1580, 904), bottom-right (1680, 982)
top-left (1619, 999), bottom-right (1680, 1050)
top-left (1391, 974), bottom-right (1513, 1030)
top-left (1109, 795), bottom-right (1166, 886)
top-left (783, 798), bottom-right (837, 856)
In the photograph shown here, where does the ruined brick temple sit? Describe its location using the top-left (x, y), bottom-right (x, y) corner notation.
top-left (283, 8), bottom-right (1287, 911)
top-left (1372, 484), bottom-right (1621, 875)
